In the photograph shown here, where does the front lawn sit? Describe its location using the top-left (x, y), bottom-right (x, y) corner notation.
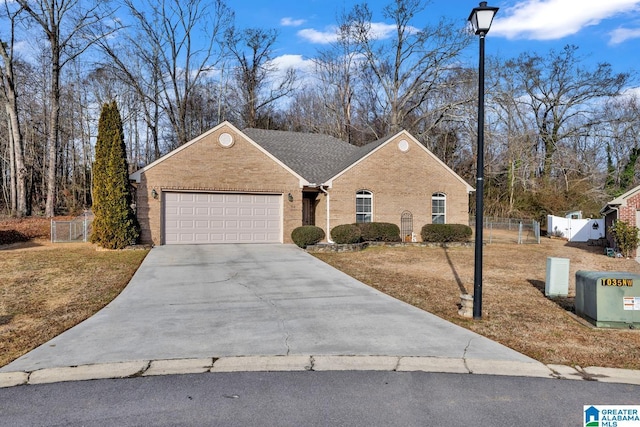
top-left (0, 239), bottom-right (147, 367)
top-left (314, 237), bottom-right (640, 370)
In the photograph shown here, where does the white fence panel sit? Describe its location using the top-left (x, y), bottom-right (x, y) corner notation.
top-left (547, 215), bottom-right (604, 242)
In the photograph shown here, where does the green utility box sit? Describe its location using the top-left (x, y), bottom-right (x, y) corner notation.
top-left (575, 271), bottom-right (640, 328)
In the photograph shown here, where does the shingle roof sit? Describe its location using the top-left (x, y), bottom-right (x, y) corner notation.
top-left (242, 128), bottom-right (367, 183)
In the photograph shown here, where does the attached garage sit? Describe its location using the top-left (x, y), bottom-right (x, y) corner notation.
top-left (163, 192), bottom-right (282, 244)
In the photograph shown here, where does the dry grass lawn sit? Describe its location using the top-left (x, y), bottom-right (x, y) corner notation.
top-left (314, 233), bottom-right (640, 370)
top-left (2, 217), bottom-right (639, 372)
top-left (0, 238), bottom-right (147, 367)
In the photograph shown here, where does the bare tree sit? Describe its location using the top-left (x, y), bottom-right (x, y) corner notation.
top-left (225, 27), bottom-right (296, 129)
top-left (16, 0), bottom-right (113, 216)
top-left (313, 10), bottom-right (363, 143)
top-left (0, 0), bottom-right (28, 216)
top-left (111, 0), bottom-right (233, 150)
top-left (349, 0), bottom-right (471, 135)
top-left (512, 45), bottom-right (630, 178)
top-left (488, 57), bottom-right (540, 215)
top-left (599, 94), bottom-right (640, 193)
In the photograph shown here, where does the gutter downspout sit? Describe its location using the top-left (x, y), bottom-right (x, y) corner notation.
top-left (318, 185), bottom-right (333, 243)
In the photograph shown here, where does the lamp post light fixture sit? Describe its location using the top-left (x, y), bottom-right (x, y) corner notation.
top-left (468, 1), bottom-right (498, 320)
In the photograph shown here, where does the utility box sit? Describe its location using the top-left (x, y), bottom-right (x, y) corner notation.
top-left (575, 271), bottom-right (640, 328)
top-left (545, 257), bottom-right (570, 298)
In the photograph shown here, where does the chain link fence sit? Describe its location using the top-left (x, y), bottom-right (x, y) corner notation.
top-left (51, 211), bottom-right (94, 243)
top-left (469, 216), bottom-right (541, 244)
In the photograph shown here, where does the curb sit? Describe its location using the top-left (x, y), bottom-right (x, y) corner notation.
top-left (2, 356), bottom-right (639, 388)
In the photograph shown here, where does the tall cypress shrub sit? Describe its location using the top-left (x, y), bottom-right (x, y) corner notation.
top-left (90, 101), bottom-right (139, 249)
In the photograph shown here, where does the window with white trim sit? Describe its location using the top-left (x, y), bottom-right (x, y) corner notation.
top-left (432, 192), bottom-right (446, 224)
top-left (356, 190), bottom-right (373, 223)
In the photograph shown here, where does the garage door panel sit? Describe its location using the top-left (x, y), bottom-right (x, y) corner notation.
top-left (238, 233), bottom-right (255, 242)
top-left (194, 207), bottom-right (209, 216)
top-left (164, 192), bottom-right (282, 244)
top-left (165, 193), bottom-right (180, 202)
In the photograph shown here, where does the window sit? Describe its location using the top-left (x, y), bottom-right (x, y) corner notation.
top-left (432, 192), bottom-right (446, 224)
top-left (356, 190), bottom-right (373, 223)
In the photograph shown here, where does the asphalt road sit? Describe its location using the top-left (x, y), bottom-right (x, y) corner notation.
top-left (2, 371), bottom-right (639, 427)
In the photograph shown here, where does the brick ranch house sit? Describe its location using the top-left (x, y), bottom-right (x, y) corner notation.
top-left (129, 121), bottom-right (474, 245)
top-left (600, 184), bottom-right (640, 255)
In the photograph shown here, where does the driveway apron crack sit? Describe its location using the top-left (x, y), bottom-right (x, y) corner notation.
top-left (463, 338), bottom-right (473, 373)
top-left (236, 280), bottom-right (291, 355)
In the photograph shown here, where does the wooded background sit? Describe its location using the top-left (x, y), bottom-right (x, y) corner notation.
top-left (1, 0), bottom-right (638, 222)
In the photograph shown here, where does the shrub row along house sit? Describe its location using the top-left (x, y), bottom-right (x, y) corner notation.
top-left (129, 121), bottom-right (473, 245)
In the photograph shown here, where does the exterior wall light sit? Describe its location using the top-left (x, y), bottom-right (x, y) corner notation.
top-left (151, 188), bottom-right (158, 199)
top-left (288, 193), bottom-right (294, 202)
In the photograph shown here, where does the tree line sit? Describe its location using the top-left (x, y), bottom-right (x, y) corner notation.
top-left (1, 0), bottom-right (637, 222)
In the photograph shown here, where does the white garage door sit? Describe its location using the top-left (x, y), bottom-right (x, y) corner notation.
top-left (164, 192), bottom-right (282, 244)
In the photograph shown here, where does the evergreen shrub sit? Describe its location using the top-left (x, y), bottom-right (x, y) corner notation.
top-left (291, 226), bottom-right (325, 248)
top-left (421, 224), bottom-right (472, 243)
top-left (609, 220), bottom-right (640, 258)
top-left (331, 224), bottom-right (362, 244)
top-left (90, 101), bottom-right (140, 249)
top-left (358, 222), bottom-right (401, 242)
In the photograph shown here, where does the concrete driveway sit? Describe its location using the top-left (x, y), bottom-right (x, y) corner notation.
top-left (2, 244), bottom-right (535, 373)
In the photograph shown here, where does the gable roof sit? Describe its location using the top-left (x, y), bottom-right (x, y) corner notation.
top-left (323, 129), bottom-right (474, 193)
top-left (244, 128), bottom-right (473, 193)
top-left (242, 128), bottom-right (358, 183)
top-left (604, 184), bottom-right (640, 207)
top-left (600, 184), bottom-right (640, 214)
top-left (129, 121), bottom-right (307, 185)
top-left (130, 122), bottom-right (473, 193)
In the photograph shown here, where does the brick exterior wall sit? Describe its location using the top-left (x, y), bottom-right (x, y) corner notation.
top-left (316, 134), bottom-right (471, 241)
top-left (604, 190), bottom-right (640, 256)
top-left (134, 124), bottom-right (302, 245)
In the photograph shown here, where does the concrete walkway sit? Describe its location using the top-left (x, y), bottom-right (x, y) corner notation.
top-left (2, 244), bottom-right (638, 387)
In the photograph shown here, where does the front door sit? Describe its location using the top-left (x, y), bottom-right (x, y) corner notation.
top-left (303, 192), bottom-right (318, 226)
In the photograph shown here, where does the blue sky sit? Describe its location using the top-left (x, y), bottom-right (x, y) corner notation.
top-left (233, 0), bottom-right (640, 83)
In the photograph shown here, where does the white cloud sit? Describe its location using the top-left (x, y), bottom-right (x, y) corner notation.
top-left (609, 26), bottom-right (640, 44)
top-left (272, 54), bottom-right (315, 73)
top-left (270, 54), bottom-right (318, 93)
top-left (12, 40), bottom-right (33, 58)
top-left (621, 86), bottom-right (640, 99)
top-left (490, 0), bottom-right (640, 40)
top-left (297, 27), bottom-right (338, 44)
top-left (297, 21), bottom-right (414, 45)
top-left (281, 17), bottom-right (306, 27)
top-left (369, 22), bottom-right (409, 39)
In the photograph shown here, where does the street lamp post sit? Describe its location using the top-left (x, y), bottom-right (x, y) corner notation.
top-left (468, 2), bottom-right (498, 320)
